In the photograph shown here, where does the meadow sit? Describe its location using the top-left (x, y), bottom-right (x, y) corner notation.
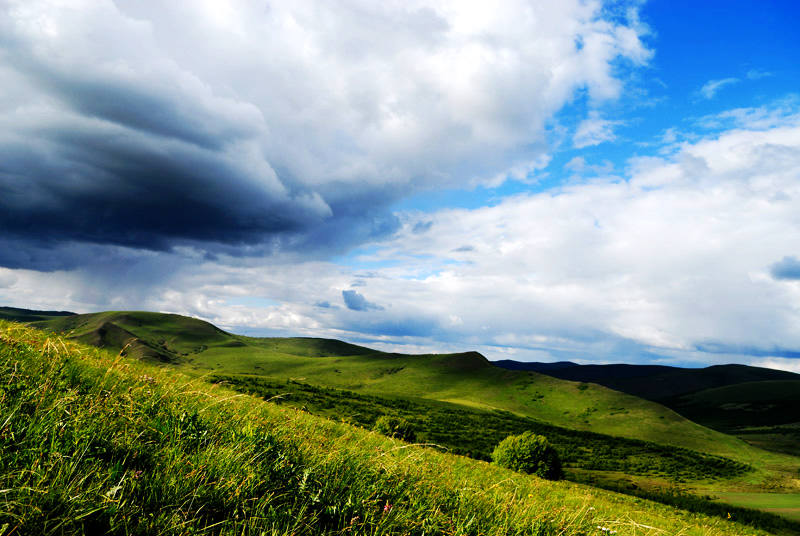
top-left (4, 319), bottom-right (792, 535)
top-left (12, 309), bottom-right (800, 531)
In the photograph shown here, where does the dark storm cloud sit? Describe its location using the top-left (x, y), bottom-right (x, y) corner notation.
top-left (342, 290), bottom-right (383, 311)
top-left (770, 256), bottom-right (800, 280)
top-left (0, 0), bottom-right (650, 272)
top-left (0, 6), bottom-right (404, 270)
top-left (0, 122), bottom-right (328, 254)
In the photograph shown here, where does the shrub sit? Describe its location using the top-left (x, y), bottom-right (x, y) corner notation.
top-left (373, 415), bottom-right (416, 442)
top-left (492, 432), bottom-right (563, 480)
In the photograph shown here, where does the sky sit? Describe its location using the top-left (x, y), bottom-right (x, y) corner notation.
top-left (1, 0), bottom-right (800, 371)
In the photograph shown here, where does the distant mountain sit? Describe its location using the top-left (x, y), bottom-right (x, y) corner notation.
top-left (492, 360), bottom-right (800, 401)
top-left (495, 359), bottom-right (800, 455)
top-left (0, 306), bottom-right (76, 323)
top-left (25, 309), bottom-right (758, 463)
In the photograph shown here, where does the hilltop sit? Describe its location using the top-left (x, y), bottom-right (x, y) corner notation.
top-left (0, 319), bottom-right (791, 535)
top-left (27, 310), bottom-right (749, 459)
top-left (10, 307), bottom-right (800, 526)
top-left (496, 360), bottom-right (800, 456)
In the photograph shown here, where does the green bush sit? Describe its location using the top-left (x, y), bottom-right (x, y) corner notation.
top-left (492, 432), bottom-right (563, 480)
top-left (373, 415), bottom-right (416, 442)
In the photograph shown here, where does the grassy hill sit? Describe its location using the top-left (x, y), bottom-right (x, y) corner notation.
top-left (493, 360), bottom-right (800, 401)
top-left (22, 309), bottom-right (800, 524)
top-left (0, 306), bottom-right (75, 323)
top-left (1, 319), bottom-right (795, 535)
top-left (29, 311), bottom-right (755, 458)
top-left (28, 311), bottom-right (800, 464)
top-left (669, 381), bottom-right (800, 457)
top-left (496, 360), bottom-right (800, 456)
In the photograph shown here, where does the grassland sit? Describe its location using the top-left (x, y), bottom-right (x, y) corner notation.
top-left (26, 310), bottom-right (800, 527)
top-left (32, 312), bottom-right (765, 459)
top-left (4, 319), bottom-right (790, 535)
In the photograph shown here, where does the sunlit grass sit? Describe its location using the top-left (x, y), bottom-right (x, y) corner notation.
top-left (0, 320), bottom-right (781, 535)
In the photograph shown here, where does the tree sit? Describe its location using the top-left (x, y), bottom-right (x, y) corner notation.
top-left (491, 431), bottom-right (563, 480)
top-left (373, 415), bottom-right (416, 442)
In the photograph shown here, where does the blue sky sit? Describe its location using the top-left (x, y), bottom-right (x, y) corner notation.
top-left (1, 0), bottom-right (800, 370)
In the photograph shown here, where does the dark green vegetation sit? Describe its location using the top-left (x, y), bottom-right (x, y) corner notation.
top-left (214, 375), bottom-right (749, 482)
top-left (496, 360), bottom-right (800, 456)
top-left (668, 381), bottom-right (800, 457)
top-left (2, 320), bottom-right (778, 536)
top-left (28, 311), bottom-right (759, 460)
top-left (491, 432), bottom-right (563, 480)
top-left (16, 308), bottom-right (800, 529)
top-left (373, 415), bottom-right (417, 441)
top-left (493, 361), bottom-right (800, 401)
top-left (0, 306), bottom-right (75, 323)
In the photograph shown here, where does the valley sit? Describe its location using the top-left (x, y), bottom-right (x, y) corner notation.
top-left (3, 307), bottom-right (797, 533)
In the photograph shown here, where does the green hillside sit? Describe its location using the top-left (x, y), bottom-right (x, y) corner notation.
top-left (26, 310), bottom-right (800, 522)
top-left (494, 361), bottom-right (800, 401)
top-left (2, 319), bottom-right (794, 535)
top-left (0, 306), bottom-right (75, 323)
top-left (31, 311), bottom-right (770, 461)
top-left (669, 381), bottom-right (800, 457)
top-left (494, 360), bottom-right (800, 458)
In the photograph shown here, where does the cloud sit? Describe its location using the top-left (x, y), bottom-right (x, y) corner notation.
top-left (564, 156), bottom-right (615, 175)
top-left (751, 358), bottom-right (800, 374)
top-left (3, 104), bottom-right (800, 367)
top-left (0, 0), bottom-right (649, 269)
top-left (770, 256), bottom-right (800, 280)
top-left (342, 290), bottom-right (383, 311)
top-left (0, 269), bottom-right (18, 289)
top-left (573, 112), bottom-right (621, 148)
top-left (698, 77), bottom-right (739, 99)
top-left (746, 69), bottom-right (773, 80)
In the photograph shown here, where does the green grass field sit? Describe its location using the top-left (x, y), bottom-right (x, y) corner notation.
top-left (26, 310), bottom-right (800, 528)
top-left (32, 311), bottom-right (766, 459)
top-left (710, 494), bottom-right (800, 522)
top-left (5, 320), bottom-right (793, 535)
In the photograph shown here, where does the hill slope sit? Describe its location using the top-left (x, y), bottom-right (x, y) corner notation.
top-left (495, 360), bottom-right (800, 456)
top-left (1, 319), bottom-right (792, 536)
top-left (30, 310), bottom-right (775, 464)
top-left (0, 321), bottom-right (788, 536)
top-left (0, 306), bottom-right (76, 323)
top-left (492, 360), bottom-right (800, 401)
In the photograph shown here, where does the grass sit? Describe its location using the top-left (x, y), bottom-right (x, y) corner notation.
top-left (26, 310), bottom-right (800, 525)
top-left (1, 320), bottom-right (793, 535)
top-left (709, 494), bottom-right (800, 522)
top-left (32, 312), bottom-right (765, 460)
top-left (213, 375), bottom-right (751, 482)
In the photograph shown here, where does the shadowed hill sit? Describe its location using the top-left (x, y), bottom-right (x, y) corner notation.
top-left (28, 309), bottom-right (773, 465)
top-left (0, 306), bottom-right (76, 323)
top-left (669, 380), bottom-right (800, 430)
top-left (495, 359), bottom-right (800, 456)
top-left (493, 360), bottom-right (800, 401)
top-left (4, 319), bottom-right (788, 536)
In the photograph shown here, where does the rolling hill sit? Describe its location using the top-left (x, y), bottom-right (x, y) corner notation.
top-left (9, 307), bottom-right (800, 526)
top-left (0, 306), bottom-right (76, 323)
top-left (493, 360), bottom-right (800, 401)
top-left (27, 310), bottom-right (753, 460)
top-left (4, 318), bottom-right (790, 535)
top-left (496, 360), bottom-right (800, 456)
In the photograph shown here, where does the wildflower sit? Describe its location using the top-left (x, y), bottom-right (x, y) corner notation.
top-left (383, 502), bottom-right (393, 513)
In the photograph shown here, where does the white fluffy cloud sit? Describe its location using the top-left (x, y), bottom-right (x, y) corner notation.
top-left (0, 0), bottom-right (649, 264)
top-left (5, 109), bottom-right (800, 369)
top-left (698, 77), bottom-right (739, 99)
top-left (573, 111), bottom-right (621, 148)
